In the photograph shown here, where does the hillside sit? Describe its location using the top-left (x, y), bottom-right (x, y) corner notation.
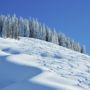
top-left (0, 37), bottom-right (90, 90)
top-left (0, 15), bottom-right (85, 53)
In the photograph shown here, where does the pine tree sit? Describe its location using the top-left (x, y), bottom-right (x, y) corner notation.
top-left (51, 28), bottom-right (59, 44)
top-left (0, 15), bottom-right (4, 37)
top-left (58, 33), bottom-right (66, 47)
top-left (81, 45), bottom-right (86, 53)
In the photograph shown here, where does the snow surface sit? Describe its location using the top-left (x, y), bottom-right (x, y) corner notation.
top-left (0, 37), bottom-right (90, 90)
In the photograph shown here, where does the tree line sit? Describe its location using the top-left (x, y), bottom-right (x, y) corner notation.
top-left (0, 15), bottom-right (86, 53)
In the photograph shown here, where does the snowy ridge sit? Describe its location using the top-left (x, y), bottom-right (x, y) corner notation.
top-left (0, 37), bottom-right (90, 90)
top-left (0, 15), bottom-right (85, 53)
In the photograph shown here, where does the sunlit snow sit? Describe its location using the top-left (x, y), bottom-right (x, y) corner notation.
top-left (0, 37), bottom-right (90, 90)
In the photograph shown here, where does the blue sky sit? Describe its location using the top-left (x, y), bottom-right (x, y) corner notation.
top-left (0, 0), bottom-right (90, 54)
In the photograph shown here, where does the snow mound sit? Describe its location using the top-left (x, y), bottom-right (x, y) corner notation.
top-left (0, 37), bottom-right (90, 90)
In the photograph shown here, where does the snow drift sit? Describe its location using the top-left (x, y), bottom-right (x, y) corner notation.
top-left (0, 37), bottom-right (90, 90)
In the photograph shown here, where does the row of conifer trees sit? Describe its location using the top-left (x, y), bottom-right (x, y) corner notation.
top-left (0, 15), bottom-right (86, 53)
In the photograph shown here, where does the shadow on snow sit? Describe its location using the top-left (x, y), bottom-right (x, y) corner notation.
top-left (2, 48), bottom-right (20, 54)
top-left (0, 55), bottom-right (56, 90)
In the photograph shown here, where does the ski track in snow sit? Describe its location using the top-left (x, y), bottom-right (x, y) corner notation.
top-left (0, 37), bottom-right (90, 90)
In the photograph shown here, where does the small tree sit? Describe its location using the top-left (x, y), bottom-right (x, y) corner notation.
top-left (81, 45), bottom-right (86, 53)
top-left (58, 33), bottom-right (66, 47)
top-left (51, 28), bottom-right (59, 44)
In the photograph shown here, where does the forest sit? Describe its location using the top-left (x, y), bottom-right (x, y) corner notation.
top-left (0, 15), bottom-right (86, 53)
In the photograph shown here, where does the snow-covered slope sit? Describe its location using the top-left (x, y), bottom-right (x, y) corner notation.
top-left (0, 37), bottom-right (90, 90)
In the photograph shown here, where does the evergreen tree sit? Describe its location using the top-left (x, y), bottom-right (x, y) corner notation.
top-left (58, 33), bottom-right (66, 47)
top-left (0, 15), bottom-right (4, 37)
top-left (51, 28), bottom-right (59, 44)
top-left (81, 45), bottom-right (86, 53)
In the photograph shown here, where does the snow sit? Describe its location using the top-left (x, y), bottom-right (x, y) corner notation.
top-left (0, 37), bottom-right (90, 90)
